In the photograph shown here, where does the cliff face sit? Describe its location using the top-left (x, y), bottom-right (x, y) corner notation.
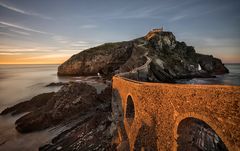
top-left (58, 42), bottom-right (134, 77)
top-left (58, 30), bottom-right (229, 82)
top-left (145, 31), bottom-right (229, 81)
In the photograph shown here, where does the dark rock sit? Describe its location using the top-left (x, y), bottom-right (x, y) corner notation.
top-left (118, 44), bottom-right (148, 73)
top-left (0, 92), bottom-right (54, 115)
top-left (149, 60), bottom-right (175, 83)
top-left (39, 86), bottom-right (114, 151)
top-left (176, 71), bottom-right (216, 79)
top-left (146, 31), bottom-right (177, 51)
top-left (39, 111), bottom-right (115, 151)
top-left (58, 29), bottom-right (228, 82)
top-left (97, 85), bottom-right (112, 103)
top-left (15, 82), bottom-right (99, 133)
top-left (58, 42), bottom-right (134, 77)
top-left (46, 82), bottom-right (68, 87)
top-left (197, 53), bottom-right (229, 74)
top-left (16, 111), bottom-right (53, 133)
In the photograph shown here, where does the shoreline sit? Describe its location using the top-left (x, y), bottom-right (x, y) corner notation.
top-left (0, 68), bottom-right (239, 150)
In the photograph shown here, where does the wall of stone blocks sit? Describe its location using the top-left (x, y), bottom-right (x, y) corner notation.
top-left (112, 76), bottom-right (240, 151)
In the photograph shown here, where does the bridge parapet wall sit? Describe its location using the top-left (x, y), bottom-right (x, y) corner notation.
top-left (112, 76), bottom-right (240, 151)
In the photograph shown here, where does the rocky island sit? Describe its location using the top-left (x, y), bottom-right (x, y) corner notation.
top-left (58, 28), bottom-right (228, 82)
top-left (0, 29), bottom-right (230, 150)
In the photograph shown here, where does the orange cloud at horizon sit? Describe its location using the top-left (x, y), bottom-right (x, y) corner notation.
top-left (0, 54), bottom-right (71, 64)
top-left (0, 52), bottom-right (239, 64)
top-left (213, 53), bottom-right (240, 64)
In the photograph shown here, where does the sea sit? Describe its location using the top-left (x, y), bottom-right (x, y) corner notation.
top-left (0, 64), bottom-right (239, 150)
top-left (0, 64), bottom-right (106, 151)
top-left (176, 64), bottom-right (240, 85)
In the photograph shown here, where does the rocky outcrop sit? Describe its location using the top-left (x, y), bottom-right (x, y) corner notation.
top-left (1, 81), bottom-right (115, 150)
top-left (39, 109), bottom-right (115, 151)
top-left (145, 31), bottom-right (225, 80)
top-left (0, 92), bottom-right (55, 115)
top-left (46, 82), bottom-right (68, 87)
top-left (197, 53), bottom-right (229, 74)
top-left (58, 42), bottom-right (134, 77)
top-left (58, 29), bottom-right (228, 82)
top-left (39, 86), bottom-right (115, 151)
top-left (15, 82), bottom-right (100, 133)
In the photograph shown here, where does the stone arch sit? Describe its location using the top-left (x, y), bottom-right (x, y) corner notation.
top-left (176, 117), bottom-right (228, 151)
top-left (173, 113), bottom-right (232, 151)
top-left (125, 95), bottom-right (135, 125)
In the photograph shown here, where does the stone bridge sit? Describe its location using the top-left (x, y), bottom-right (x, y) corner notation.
top-left (112, 76), bottom-right (240, 151)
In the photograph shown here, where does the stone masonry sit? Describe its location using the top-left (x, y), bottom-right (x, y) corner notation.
top-left (112, 76), bottom-right (240, 151)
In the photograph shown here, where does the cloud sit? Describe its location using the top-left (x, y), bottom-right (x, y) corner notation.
top-left (0, 24), bottom-right (6, 27)
top-left (0, 21), bottom-right (50, 35)
top-left (168, 1), bottom-right (236, 22)
top-left (51, 35), bottom-right (96, 50)
top-left (51, 35), bottom-right (69, 44)
top-left (0, 2), bottom-right (52, 20)
top-left (20, 54), bottom-right (68, 59)
top-left (9, 29), bottom-right (30, 36)
top-left (70, 41), bottom-right (89, 47)
top-left (201, 38), bottom-right (240, 47)
top-left (0, 45), bottom-right (88, 55)
top-left (169, 14), bottom-right (188, 22)
top-left (80, 24), bottom-right (98, 29)
top-left (0, 31), bottom-right (15, 37)
top-left (0, 46), bottom-right (60, 54)
top-left (91, 2), bottom-right (196, 20)
top-left (103, 6), bottom-right (163, 19)
top-left (74, 6), bottom-right (164, 20)
top-left (0, 52), bottom-right (22, 55)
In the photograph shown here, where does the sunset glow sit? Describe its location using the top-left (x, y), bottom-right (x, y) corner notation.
top-left (0, 54), bottom-right (69, 64)
top-left (0, 0), bottom-right (239, 64)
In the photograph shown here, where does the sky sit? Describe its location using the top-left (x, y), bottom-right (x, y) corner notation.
top-left (0, 0), bottom-right (239, 64)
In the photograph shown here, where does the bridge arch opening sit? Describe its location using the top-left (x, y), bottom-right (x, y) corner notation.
top-left (126, 95), bottom-right (135, 125)
top-left (177, 117), bottom-right (228, 151)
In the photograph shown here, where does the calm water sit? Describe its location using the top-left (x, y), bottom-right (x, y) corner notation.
top-left (0, 64), bottom-right (239, 111)
top-left (177, 64), bottom-right (240, 85)
top-left (0, 64), bottom-right (239, 151)
top-left (0, 64), bottom-right (59, 112)
top-left (0, 64), bottom-right (106, 151)
top-left (0, 64), bottom-right (107, 112)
